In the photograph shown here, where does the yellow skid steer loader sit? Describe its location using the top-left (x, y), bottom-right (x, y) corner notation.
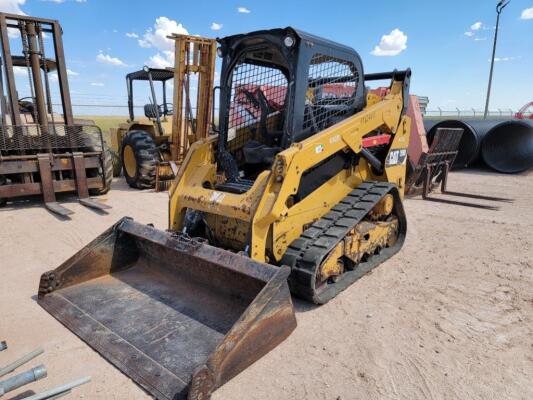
top-left (38, 28), bottom-right (411, 399)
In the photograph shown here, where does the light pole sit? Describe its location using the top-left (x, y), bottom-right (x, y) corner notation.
top-left (483, 0), bottom-right (510, 119)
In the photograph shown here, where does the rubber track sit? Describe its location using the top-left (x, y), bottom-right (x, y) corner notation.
top-left (282, 181), bottom-right (407, 304)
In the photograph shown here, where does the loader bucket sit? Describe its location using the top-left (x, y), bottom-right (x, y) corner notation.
top-left (37, 218), bottom-right (296, 400)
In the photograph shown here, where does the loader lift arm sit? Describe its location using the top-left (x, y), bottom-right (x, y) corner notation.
top-left (250, 70), bottom-right (411, 264)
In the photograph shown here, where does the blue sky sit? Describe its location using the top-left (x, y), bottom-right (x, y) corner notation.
top-left (2, 0), bottom-right (533, 115)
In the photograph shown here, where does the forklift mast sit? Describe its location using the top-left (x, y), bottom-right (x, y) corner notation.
top-left (169, 34), bottom-right (217, 162)
top-left (0, 13), bottom-right (74, 129)
top-left (0, 13), bottom-right (111, 216)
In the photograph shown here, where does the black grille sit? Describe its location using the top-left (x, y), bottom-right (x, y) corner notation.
top-left (304, 54), bottom-right (359, 133)
top-left (0, 124), bottom-right (104, 152)
top-left (227, 61), bottom-right (287, 151)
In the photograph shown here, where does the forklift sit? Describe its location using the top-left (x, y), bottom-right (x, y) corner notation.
top-left (109, 34), bottom-right (217, 190)
top-left (0, 13), bottom-right (112, 216)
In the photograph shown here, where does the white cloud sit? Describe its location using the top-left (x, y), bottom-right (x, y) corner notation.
top-left (42, 0), bottom-right (87, 2)
top-left (471, 22), bottom-right (482, 30)
top-left (1, 0), bottom-right (26, 37)
top-left (237, 6), bottom-right (251, 13)
top-left (0, 0), bottom-right (26, 13)
top-left (521, 7), bottom-right (533, 19)
top-left (464, 31), bottom-right (474, 37)
top-left (13, 66), bottom-right (27, 76)
top-left (474, 37), bottom-right (487, 41)
top-left (210, 22), bottom-right (223, 31)
top-left (147, 51), bottom-right (174, 69)
top-left (14, 67), bottom-right (64, 80)
top-left (139, 17), bottom-right (188, 69)
top-left (371, 29), bottom-right (407, 56)
top-left (96, 52), bottom-right (127, 66)
top-left (91, 82), bottom-right (104, 87)
top-left (138, 17), bottom-right (188, 51)
top-left (126, 32), bottom-right (139, 38)
top-left (491, 56), bottom-right (519, 62)
top-left (67, 69), bottom-right (79, 76)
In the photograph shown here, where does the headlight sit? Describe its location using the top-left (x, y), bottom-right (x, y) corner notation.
top-left (283, 36), bottom-right (295, 47)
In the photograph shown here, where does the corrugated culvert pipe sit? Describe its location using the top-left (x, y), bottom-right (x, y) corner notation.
top-left (424, 119), bottom-right (481, 168)
top-left (480, 119), bottom-right (533, 173)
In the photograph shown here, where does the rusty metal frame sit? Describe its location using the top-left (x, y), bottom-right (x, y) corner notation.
top-left (0, 13), bottom-right (109, 215)
top-left (170, 34), bottom-right (217, 163)
top-left (408, 128), bottom-right (512, 210)
top-left (0, 13), bottom-right (21, 126)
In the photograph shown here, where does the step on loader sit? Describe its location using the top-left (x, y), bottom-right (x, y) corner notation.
top-left (0, 13), bottom-right (113, 216)
top-left (39, 28), bottom-right (413, 399)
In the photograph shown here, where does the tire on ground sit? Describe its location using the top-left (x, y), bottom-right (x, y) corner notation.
top-left (89, 144), bottom-right (114, 196)
top-left (110, 149), bottom-right (122, 177)
top-left (0, 175), bottom-right (6, 207)
top-left (120, 130), bottom-right (158, 189)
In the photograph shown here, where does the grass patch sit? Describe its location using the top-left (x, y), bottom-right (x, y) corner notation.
top-left (78, 115), bottom-right (126, 145)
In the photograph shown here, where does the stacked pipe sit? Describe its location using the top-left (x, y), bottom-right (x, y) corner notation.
top-left (424, 119), bottom-right (533, 173)
top-left (0, 345), bottom-right (90, 399)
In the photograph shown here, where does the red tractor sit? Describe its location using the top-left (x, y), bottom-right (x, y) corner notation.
top-left (515, 102), bottom-right (533, 120)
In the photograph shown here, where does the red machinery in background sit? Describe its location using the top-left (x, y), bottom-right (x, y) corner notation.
top-left (515, 102), bottom-right (533, 120)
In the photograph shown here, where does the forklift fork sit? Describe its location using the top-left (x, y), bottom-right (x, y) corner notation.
top-left (72, 152), bottom-right (110, 212)
top-left (36, 152), bottom-right (110, 217)
top-left (408, 127), bottom-right (512, 210)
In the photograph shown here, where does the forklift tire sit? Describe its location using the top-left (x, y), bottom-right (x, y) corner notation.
top-left (110, 149), bottom-right (122, 177)
top-left (0, 176), bottom-right (6, 207)
top-left (90, 144), bottom-right (114, 196)
top-left (121, 130), bottom-right (158, 189)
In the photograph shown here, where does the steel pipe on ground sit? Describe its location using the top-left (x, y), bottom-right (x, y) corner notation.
top-left (424, 119), bottom-right (481, 168)
top-left (480, 119), bottom-right (533, 173)
top-left (423, 119), bottom-right (533, 173)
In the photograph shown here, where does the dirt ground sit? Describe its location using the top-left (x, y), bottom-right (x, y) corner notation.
top-left (1, 170), bottom-right (532, 400)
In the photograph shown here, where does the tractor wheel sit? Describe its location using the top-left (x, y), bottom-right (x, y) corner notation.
top-left (121, 130), bottom-right (158, 189)
top-left (110, 149), bottom-right (122, 177)
top-left (89, 144), bottom-right (114, 196)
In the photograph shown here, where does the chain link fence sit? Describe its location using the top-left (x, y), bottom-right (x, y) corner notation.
top-left (424, 108), bottom-right (516, 119)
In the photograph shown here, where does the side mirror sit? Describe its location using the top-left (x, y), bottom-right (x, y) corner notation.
top-left (144, 104), bottom-right (160, 119)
